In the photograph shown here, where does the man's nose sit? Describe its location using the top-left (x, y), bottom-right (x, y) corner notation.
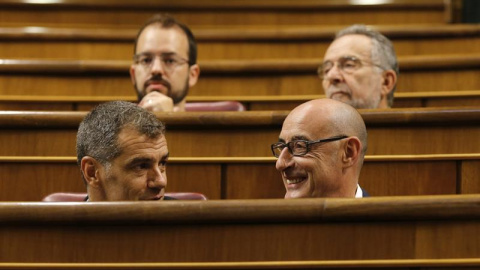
top-left (275, 148), bottom-right (294, 171)
top-left (147, 166), bottom-right (167, 189)
top-left (150, 56), bottom-right (165, 74)
top-left (325, 63), bottom-right (344, 83)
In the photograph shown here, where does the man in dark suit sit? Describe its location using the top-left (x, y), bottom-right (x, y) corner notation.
top-left (76, 101), bottom-right (171, 201)
top-left (271, 99), bottom-right (368, 198)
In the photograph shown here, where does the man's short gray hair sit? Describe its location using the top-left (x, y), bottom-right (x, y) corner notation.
top-left (335, 24), bottom-right (399, 107)
top-left (76, 101), bottom-right (165, 168)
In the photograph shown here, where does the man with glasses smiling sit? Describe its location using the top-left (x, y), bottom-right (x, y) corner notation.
top-left (130, 14), bottom-right (200, 112)
top-left (272, 98), bottom-right (368, 198)
top-left (320, 24), bottom-right (398, 109)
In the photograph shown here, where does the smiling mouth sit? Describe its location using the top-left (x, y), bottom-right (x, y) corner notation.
top-left (286, 178), bottom-right (306, 185)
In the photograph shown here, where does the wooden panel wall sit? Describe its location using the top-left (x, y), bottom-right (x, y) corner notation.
top-left (0, 120), bottom-right (478, 156)
top-left (0, 0), bottom-right (448, 27)
top-left (0, 155), bottom-right (476, 201)
top-left (0, 109), bottom-right (478, 157)
top-left (0, 25), bottom-right (478, 60)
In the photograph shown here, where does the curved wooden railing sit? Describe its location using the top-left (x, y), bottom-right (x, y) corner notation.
top-left (0, 24), bottom-right (478, 41)
top-left (0, 107), bottom-right (478, 128)
top-left (0, 194), bottom-right (478, 223)
top-left (1, 90), bottom-right (480, 111)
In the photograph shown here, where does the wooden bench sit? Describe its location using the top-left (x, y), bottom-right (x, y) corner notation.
top-left (0, 0), bottom-right (451, 28)
top-left (0, 154), bottom-right (478, 201)
top-left (0, 55), bottom-right (478, 97)
top-left (1, 90), bottom-right (480, 111)
top-left (0, 195), bottom-right (479, 263)
top-left (0, 24), bottom-right (478, 60)
top-left (0, 108), bottom-right (478, 157)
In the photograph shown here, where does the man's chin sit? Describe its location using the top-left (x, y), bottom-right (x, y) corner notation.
top-left (329, 92), bottom-right (350, 101)
top-left (146, 87), bottom-right (169, 96)
top-left (284, 191), bottom-right (309, 199)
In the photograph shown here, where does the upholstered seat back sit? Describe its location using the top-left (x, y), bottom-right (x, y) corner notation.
top-left (42, 192), bottom-right (207, 201)
top-left (185, 101), bottom-right (245, 111)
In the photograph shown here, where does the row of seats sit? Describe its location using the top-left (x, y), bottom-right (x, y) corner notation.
top-left (0, 3), bottom-right (476, 111)
top-left (0, 55), bottom-right (477, 103)
top-left (3, 195), bottom-right (480, 263)
top-left (0, 1), bottom-right (475, 202)
top-left (0, 108), bottom-right (477, 157)
top-left (1, 1), bottom-right (478, 268)
top-left (2, 90), bottom-right (480, 111)
top-left (0, 108), bottom-right (478, 201)
top-left (0, 24), bottom-right (478, 60)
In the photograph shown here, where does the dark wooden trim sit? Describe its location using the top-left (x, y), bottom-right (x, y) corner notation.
top-left (0, 108), bottom-right (479, 128)
top-left (0, 24), bottom-right (478, 41)
top-left (0, 0), bottom-right (445, 11)
top-left (1, 258), bottom-right (480, 269)
top-left (2, 90), bottom-right (480, 103)
top-left (1, 153), bottom-right (479, 163)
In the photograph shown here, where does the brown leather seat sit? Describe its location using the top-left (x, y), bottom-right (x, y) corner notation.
top-left (42, 192), bottom-right (207, 201)
top-left (185, 101), bottom-right (245, 111)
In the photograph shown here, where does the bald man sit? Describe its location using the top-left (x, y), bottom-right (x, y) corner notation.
top-left (271, 99), bottom-right (368, 198)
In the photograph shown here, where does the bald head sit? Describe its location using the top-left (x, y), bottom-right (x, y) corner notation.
top-left (274, 98), bottom-right (367, 198)
top-left (286, 98), bottom-right (367, 154)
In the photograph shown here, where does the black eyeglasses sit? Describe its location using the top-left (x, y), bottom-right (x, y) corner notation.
top-left (271, 135), bottom-right (348, 158)
top-left (317, 55), bottom-right (385, 80)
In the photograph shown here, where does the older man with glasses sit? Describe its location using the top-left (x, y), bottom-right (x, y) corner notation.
top-left (272, 98), bottom-right (368, 198)
top-left (130, 14), bottom-right (200, 112)
top-left (319, 24), bottom-right (398, 109)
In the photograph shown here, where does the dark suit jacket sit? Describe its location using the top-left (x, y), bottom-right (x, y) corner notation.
top-left (361, 188), bottom-right (370, 197)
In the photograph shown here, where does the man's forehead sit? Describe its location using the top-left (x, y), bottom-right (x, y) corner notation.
top-left (280, 113), bottom-right (321, 141)
top-left (136, 25), bottom-right (188, 55)
top-left (117, 127), bottom-right (165, 147)
top-left (117, 134), bottom-right (168, 161)
top-left (325, 34), bottom-right (372, 60)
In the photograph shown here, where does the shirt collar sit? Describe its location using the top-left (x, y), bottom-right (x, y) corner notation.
top-left (355, 184), bottom-right (363, 198)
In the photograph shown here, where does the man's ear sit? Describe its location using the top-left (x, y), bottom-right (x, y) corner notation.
top-left (80, 156), bottom-right (104, 188)
top-left (188, 64), bottom-right (200, 88)
top-left (129, 65), bottom-right (137, 85)
top-left (381, 70), bottom-right (397, 97)
top-left (342, 137), bottom-right (362, 168)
